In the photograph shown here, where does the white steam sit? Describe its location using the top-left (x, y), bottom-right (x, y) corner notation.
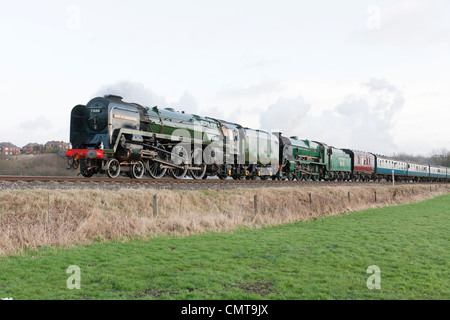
top-left (94, 81), bottom-right (169, 109)
top-left (95, 79), bottom-right (405, 155)
top-left (94, 81), bottom-right (202, 115)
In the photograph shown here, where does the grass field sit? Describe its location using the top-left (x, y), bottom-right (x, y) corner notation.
top-left (0, 194), bottom-right (448, 300)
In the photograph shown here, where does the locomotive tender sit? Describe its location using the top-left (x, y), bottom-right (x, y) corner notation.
top-left (66, 95), bottom-right (449, 182)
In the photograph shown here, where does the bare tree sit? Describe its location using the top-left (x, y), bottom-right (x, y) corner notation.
top-left (392, 149), bottom-right (449, 167)
top-left (429, 148), bottom-right (450, 166)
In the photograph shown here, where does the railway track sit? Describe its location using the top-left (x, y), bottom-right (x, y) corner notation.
top-left (0, 175), bottom-right (340, 186)
top-left (0, 175), bottom-right (446, 186)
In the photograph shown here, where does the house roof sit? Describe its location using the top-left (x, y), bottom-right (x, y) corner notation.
top-left (45, 140), bottom-right (68, 145)
top-left (22, 142), bottom-right (42, 148)
top-left (0, 142), bottom-right (19, 149)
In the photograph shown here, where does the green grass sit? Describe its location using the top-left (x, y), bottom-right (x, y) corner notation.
top-left (0, 194), bottom-right (449, 300)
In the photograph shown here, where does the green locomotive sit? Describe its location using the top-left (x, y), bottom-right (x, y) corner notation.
top-left (67, 95), bottom-right (279, 180)
top-left (276, 135), bottom-right (351, 181)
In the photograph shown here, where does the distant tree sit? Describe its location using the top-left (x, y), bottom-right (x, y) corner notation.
top-left (392, 152), bottom-right (428, 164)
top-left (392, 149), bottom-right (450, 167)
top-left (429, 148), bottom-right (450, 167)
top-left (44, 146), bottom-right (59, 154)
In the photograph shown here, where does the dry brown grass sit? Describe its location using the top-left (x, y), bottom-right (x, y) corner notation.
top-left (0, 184), bottom-right (448, 255)
top-left (0, 154), bottom-right (77, 176)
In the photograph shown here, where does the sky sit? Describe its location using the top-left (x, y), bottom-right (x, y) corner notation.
top-left (0, 0), bottom-right (449, 156)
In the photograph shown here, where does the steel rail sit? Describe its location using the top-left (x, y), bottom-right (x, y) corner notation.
top-left (0, 175), bottom-right (446, 186)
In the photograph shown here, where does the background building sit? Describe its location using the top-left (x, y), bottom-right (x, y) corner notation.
top-left (22, 143), bottom-right (44, 155)
top-left (44, 141), bottom-right (69, 152)
top-left (0, 142), bottom-right (20, 155)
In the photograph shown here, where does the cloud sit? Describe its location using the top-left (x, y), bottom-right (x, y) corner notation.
top-left (19, 115), bottom-right (52, 131)
top-left (172, 91), bottom-right (200, 115)
top-left (94, 80), bottom-right (406, 155)
top-left (241, 58), bottom-right (281, 70)
top-left (364, 78), bottom-right (397, 92)
top-left (259, 97), bottom-right (310, 133)
top-left (94, 81), bottom-right (169, 108)
top-left (173, 92), bottom-right (244, 124)
top-left (95, 82), bottom-right (203, 115)
top-left (259, 78), bottom-right (405, 155)
top-left (216, 79), bottom-right (285, 99)
top-left (94, 81), bottom-right (229, 121)
top-left (359, 0), bottom-right (450, 48)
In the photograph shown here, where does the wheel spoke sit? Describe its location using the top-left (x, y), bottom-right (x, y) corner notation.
top-left (146, 144), bottom-right (168, 179)
top-left (170, 145), bottom-right (188, 179)
top-left (106, 159), bottom-right (121, 179)
top-left (189, 148), bottom-right (206, 180)
top-left (132, 161), bottom-right (145, 179)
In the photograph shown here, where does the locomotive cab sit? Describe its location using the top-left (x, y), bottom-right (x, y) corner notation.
top-left (69, 99), bottom-right (110, 150)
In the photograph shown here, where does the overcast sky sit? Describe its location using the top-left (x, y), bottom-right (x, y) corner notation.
top-left (1, 0), bottom-right (449, 155)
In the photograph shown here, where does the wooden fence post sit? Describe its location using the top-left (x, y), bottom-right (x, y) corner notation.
top-left (47, 195), bottom-right (50, 226)
top-left (153, 195), bottom-right (158, 217)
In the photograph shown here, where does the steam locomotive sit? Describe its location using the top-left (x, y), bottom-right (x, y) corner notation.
top-left (66, 95), bottom-right (449, 182)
